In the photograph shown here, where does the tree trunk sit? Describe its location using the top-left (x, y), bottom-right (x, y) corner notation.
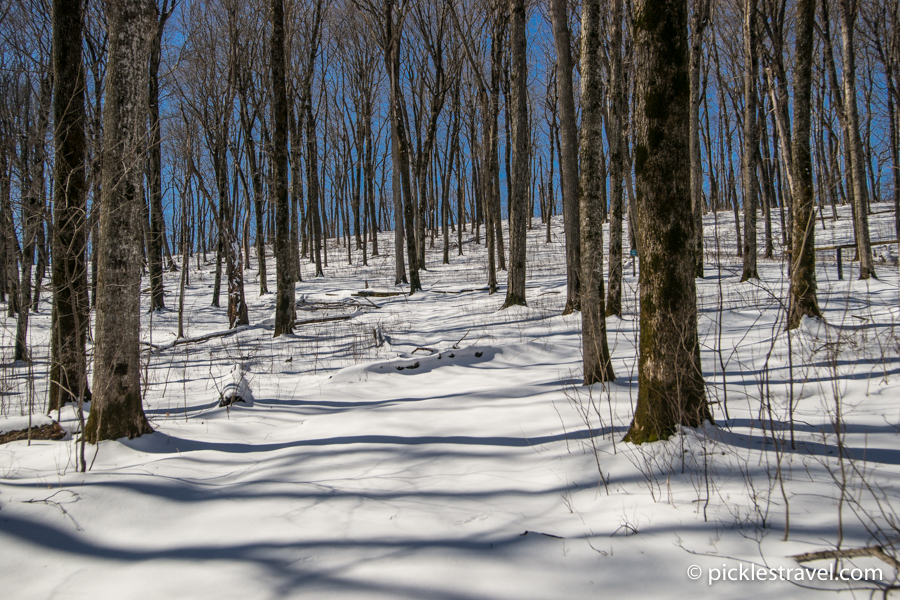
top-left (549, 0), bottom-right (581, 315)
top-left (85, 0), bottom-right (155, 442)
top-left (147, 0), bottom-right (172, 312)
top-left (237, 77), bottom-right (268, 295)
top-left (306, 100), bottom-right (325, 278)
top-left (837, 0), bottom-right (876, 279)
top-left (690, 0), bottom-right (709, 278)
top-left (741, 0), bottom-right (760, 282)
top-left (788, 0), bottom-right (822, 329)
top-left (624, 0), bottom-right (711, 444)
top-left (49, 0), bottom-right (91, 411)
top-left (579, 0), bottom-right (614, 384)
top-left (606, 0), bottom-right (625, 317)
top-left (272, 0), bottom-right (294, 336)
top-left (502, 0), bottom-right (527, 309)
top-left (385, 2), bottom-right (420, 293)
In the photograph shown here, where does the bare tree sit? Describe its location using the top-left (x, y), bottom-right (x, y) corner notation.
top-left (549, 0), bottom-right (580, 315)
top-left (272, 0), bottom-right (294, 336)
top-left (147, 0), bottom-right (175, 312)
top-left (579, 0), bottom-right (614, 383)
top-left (48, 0), bottom-right (91, 411)
top-left (689, 0), bottom-right (710, 278)
top-left (85, 0), bottom-right (155, 442)
top-left (741, 0), bottom-right (760, 282)
top-left (624, 0), bottom-right (711, 443)
top-left (838, 0), bottom-right (876, 279)
top-left (605, 0), bottom-right (625, 317)
top-left (502, 0), bottom-right (527, 308)
top-left (788, 0), bottom-right (823, 328)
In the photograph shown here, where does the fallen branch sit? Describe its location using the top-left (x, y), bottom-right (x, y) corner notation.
top-left (413, 347), bottom-right (437, 354)
top-left (792, 546), bottom-right (900, 571)
top-left (353, 290), bottom-right (404, 297)
top-left (0, 422), bottom-right (65, 445)
top-left (452, 330), bottom-right (470, 350)
top-left (142, 324), bottom-right (254, 352)
top-left (294, 314), bottom-right (356, 327)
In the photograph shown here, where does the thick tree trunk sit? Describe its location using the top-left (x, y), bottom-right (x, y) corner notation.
top-left (49, 0), bottom-right (91, 411)
top-left (502, 0), bottom-right (527, 309)
top-left (549, 0), bottom-right (581, 314)
top-left (579, 0), bottom-right (614, 384)
top-left (624, 0), bottom-right (711, 444)
top-left (85, 0), bottom-right (155, 442)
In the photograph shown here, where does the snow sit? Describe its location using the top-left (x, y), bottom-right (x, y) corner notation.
top-left (1, 205), bottom-right (899, 598)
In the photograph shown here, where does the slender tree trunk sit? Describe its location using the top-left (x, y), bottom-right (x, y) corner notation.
top-left (838, 0), bottom-right (876, 279)
top-left (549, 0), bottom-right (581, 314)
top-left (237, 78), bottom-right (268, 294)
top-left (690, 0), bottom-right (709, 278)
top-left (606, 0), bottom-right (625, 317)
top-left (502, 0), bottom-right (527, 308)
top-left (0, 144), bottom-right (18, 317)
top-left (624, 0), bottom-right (711, 444)
top-left (741, 0), bottom-right (760, 281)
top-left (386, 3), bottom-right (420, 293)
top-left (306, 100), bottom-right (325, 278)
top-left (272, 0), bottom-right (294, 336)
top-left (147, 0), bottom-right (172, 312)
top-left (579, 0), bottom-right (614, 383)
top-left (85, 0), bottom-right (155, 442)
top-left (788, 0), bottom-right (822, 328)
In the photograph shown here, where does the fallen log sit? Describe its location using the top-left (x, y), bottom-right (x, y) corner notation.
top-left (792, 546), bottom-right (900, 571)
top-left (0, 422), bottom-right (66, 445)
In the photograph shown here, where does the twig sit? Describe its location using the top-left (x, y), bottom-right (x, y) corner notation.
top-left (23, 492), bottom-right (84, 532)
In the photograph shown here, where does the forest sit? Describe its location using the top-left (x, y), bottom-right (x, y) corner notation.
top-left (1, 0), bottom-right (899, 597)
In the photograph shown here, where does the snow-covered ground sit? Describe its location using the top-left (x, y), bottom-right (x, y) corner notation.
top-left (1, 204), bottom-right (899, 599)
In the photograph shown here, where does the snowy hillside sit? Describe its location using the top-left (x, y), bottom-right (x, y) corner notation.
top-left (1, 207), bottom-right (899, 599)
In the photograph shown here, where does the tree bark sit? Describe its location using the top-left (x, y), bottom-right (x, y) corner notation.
top-left (85, 0), bottom-right (155, 442)
top-left (502, 0), bottom-right (527, 309)
top-left (272, 0), bottom-right (294, 336)
top-left (741, 0), bottom-right (760, 282)
top-left (788, 0), bottom-right (822, 328)
top-left (837, 0), bottom-right (876, 279)
top-left (579, 0), bottom-right (614, 384)
top-left (689, 0), bottom-right (709, 278)
top-left (49, 0), bottom-right (91, 411)
top-left (606, 0), bottom-right (625, 317)
top-left (624, 0), bottom-right (711, 444)
top-left (549, 0), bottom-right (581, 314)
top-left (385, 1), bottom-right (420, 293)
top-left (147, 0), bottom-right (173, 312)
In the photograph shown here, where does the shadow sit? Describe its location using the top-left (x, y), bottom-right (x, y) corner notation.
top-left (122, 425), bottom-right (628, 456)
top-left (0, 512), bottom-right (544, 600)
top-left (714, 422), bottom-right (900, 466)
